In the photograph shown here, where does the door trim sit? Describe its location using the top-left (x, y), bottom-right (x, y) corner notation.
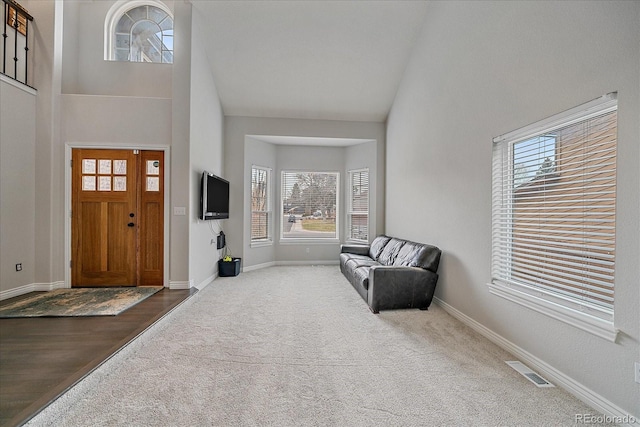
top-left (64, 144), bottom-right (171, 288)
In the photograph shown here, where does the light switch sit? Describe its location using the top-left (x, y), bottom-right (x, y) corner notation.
top-left (173, 207), bottom-right (186, 216)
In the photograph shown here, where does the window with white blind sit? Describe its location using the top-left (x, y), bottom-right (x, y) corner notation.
top-left (281, 171), bottom-right (339, 241)
top-left (251, 166), bottom-right (272, 245)
top-left (348, 169), bottom-right (369, 242)
top-left (489, 93), bottom-right (618, 341)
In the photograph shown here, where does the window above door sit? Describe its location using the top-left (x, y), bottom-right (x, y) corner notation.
top-left (105, 1), bottom-right (173, 64)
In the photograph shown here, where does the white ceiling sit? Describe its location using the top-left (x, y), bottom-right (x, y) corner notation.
top-left (191, 0), bottom-right (428, 123)
top-left (247, 135), bottom-right (375, 147)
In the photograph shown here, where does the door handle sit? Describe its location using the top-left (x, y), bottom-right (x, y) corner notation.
top-left (127, 222), bottom-right (135, 227)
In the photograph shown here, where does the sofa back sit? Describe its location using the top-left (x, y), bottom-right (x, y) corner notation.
top-left (371, 235), bottom-right (441, 273)
top-left (369, 235), bottom-right (391, 260)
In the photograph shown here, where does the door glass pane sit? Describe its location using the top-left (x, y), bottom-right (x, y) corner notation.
top-left (99, 160), bottom-right (112, 175)
top-left (82, 159), bottom-right (96, 174)
top-left (113, 176), bottom-right (127, 191)
top-left (82, 176), bottom-right (96, 191)
top-left (147, 160), bottom-right (160, 175)
top-left (99, 176), bottom-right (112, 191)
top-left (146, 177), bottom-right (160, 192)
top-left (114, 160), bottom-right (127, 175)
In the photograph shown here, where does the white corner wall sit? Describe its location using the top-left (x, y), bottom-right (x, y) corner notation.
top-left (189, 7), bottom-right (224, 289)
top-left (61, 0), bottom-right (172, 97)
top-left (0, 78), bottom-right (36, 296)
top-left (386, 0), bottom-right (639, 419)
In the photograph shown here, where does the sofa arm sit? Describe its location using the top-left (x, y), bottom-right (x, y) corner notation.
top-left (367, 266), bottom-right (439, 313)
top-left (340, 244), bottom-right (370, 256)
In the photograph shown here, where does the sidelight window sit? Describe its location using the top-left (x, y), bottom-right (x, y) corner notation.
top-left (347, 168), bottom-right (369, 242)
top-left (251, 166), bottom-right (272, 245)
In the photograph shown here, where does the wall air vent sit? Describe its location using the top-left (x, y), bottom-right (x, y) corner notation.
top-left (506, 361), bottom-right (555, 388)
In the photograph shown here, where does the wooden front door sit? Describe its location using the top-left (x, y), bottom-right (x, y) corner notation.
top-left (71, 149), bottom-right (164, 287)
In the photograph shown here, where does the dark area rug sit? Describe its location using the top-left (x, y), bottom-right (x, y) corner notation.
top-left (0, 287), bottom-right (162, 318)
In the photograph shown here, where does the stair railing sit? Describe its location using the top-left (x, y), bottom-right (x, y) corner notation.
top-left (1, 0), bottom-right (34, 88)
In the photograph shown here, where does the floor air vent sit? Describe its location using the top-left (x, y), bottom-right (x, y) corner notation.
top-left (506, 361), bottom-right (555, 388)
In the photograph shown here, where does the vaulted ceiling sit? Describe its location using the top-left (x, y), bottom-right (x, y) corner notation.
top-left (191, 0), bottom-right (428, 123)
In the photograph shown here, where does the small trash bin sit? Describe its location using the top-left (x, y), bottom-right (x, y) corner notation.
top-left (218, 258), bottom-right (241, 277)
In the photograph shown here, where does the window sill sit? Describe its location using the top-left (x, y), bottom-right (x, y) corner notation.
top-left (250, 240), bottom-right (273, 248)
top-left (346, 238), bottom-right (368, 245)
top-left (279, 239), bottom-right (340, 245)
top-left (487, 281), bottom-right (618, 342)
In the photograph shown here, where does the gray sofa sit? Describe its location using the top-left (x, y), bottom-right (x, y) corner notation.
top-left (340, 235), bottom-right (441, 313)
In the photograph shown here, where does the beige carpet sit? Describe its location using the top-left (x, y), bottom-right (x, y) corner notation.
top-left (25, 266), bottom-right (614, 426)
top-left (0, 287), bottom-right (162, 317)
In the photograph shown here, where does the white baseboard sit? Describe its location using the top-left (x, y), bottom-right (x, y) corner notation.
top-left (433, 297), bottom-right (639, 427)
top-left (242, 261), bottom-right (276, 272)
top-left (276, 260), bottom-right (340, 266)
top-left (0, 281), bottom-right (67, 301)
top-left (169, 280), bottom-right (194, 290)
top-left (242, 260), bottom-right (339, 272)
top-left (196, 273), bottom-right (217, 290)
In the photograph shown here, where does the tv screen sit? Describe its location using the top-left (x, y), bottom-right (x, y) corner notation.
top-left (200, 172), bottom-right (229, 220)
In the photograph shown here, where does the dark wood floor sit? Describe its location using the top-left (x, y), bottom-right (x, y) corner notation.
top-left (0, 288), bottom-right (196, 427)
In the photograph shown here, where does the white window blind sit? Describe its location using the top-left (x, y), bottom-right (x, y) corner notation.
top-left (348, 169), bottom-right (369, 241)
top-left (491, 93), bottom-right (617, 321)
top-left (251, 166), bottom-right (271, 242)
top-left (281, 171), bottom-right (338, 240)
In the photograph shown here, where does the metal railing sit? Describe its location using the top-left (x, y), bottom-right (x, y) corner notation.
top-left (1, 0), bottom-right (34, 87)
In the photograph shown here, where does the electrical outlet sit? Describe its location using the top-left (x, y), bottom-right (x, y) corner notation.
top-left (306, 247), bottom-right (310, 253)
top-left (15, 263), bottom-right (22, 271)
top-left (635, 362), bottom-right (640, 384)
top-left (211, 238), bottom-right (215, 245)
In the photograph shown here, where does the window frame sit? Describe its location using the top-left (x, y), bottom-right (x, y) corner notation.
top-left (280, 170), bottom-right (340, 244)
top-left (250, 165), bottom-right (273, 247)
top-left (104, 0), bottom-right (174, 63)
top-left (489, 92), bottom-right (619, 342)
top-left (347, 168), bottom-right (369, 243)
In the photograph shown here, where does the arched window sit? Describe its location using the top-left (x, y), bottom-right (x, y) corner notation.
top-left (105, 1), bottom-right (173, 63)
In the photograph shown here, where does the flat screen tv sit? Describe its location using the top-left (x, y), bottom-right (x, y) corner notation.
top-left (200, 171), bottom-right (229, 220)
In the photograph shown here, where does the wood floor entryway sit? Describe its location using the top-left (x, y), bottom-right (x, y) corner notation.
top-left (0, 288), bottom-right (195, 427)
top-left (72, 149), bottom-right (164, 287)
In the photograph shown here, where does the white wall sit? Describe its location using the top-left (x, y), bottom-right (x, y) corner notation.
top-left (168, 0), bottom-right (191, 287)
top-left (224, 116), bottom-right (386, 269)
top-left (0, 78), bottom-right (36, 296)
top-left (1, 0), bottom-right (58, 297)
top-left (59, 0), bottom-right (193, 289)
top-left (61, 0), bottom-right (172, 98)
top-left (386, 0), bottom-right (639, 418)
top-left (1, 0), bottom-right (220, 295)
top-left (189, 7), bottom-right (224, 289)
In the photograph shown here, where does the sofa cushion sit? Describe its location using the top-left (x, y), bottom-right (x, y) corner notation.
top-left (345, 257), bottom-right (380, 270)
top-left (393, 241), bottom-right (442, 273)
top-left (369, 235), bottom-right (391, 261)
top-left (377, 238), bottom-right (406, 265)
top-left (353, 266), bottom-right (371, 290)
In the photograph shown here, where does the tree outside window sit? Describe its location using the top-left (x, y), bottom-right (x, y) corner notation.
top-left (281, 171), bottom-right (338, 240)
